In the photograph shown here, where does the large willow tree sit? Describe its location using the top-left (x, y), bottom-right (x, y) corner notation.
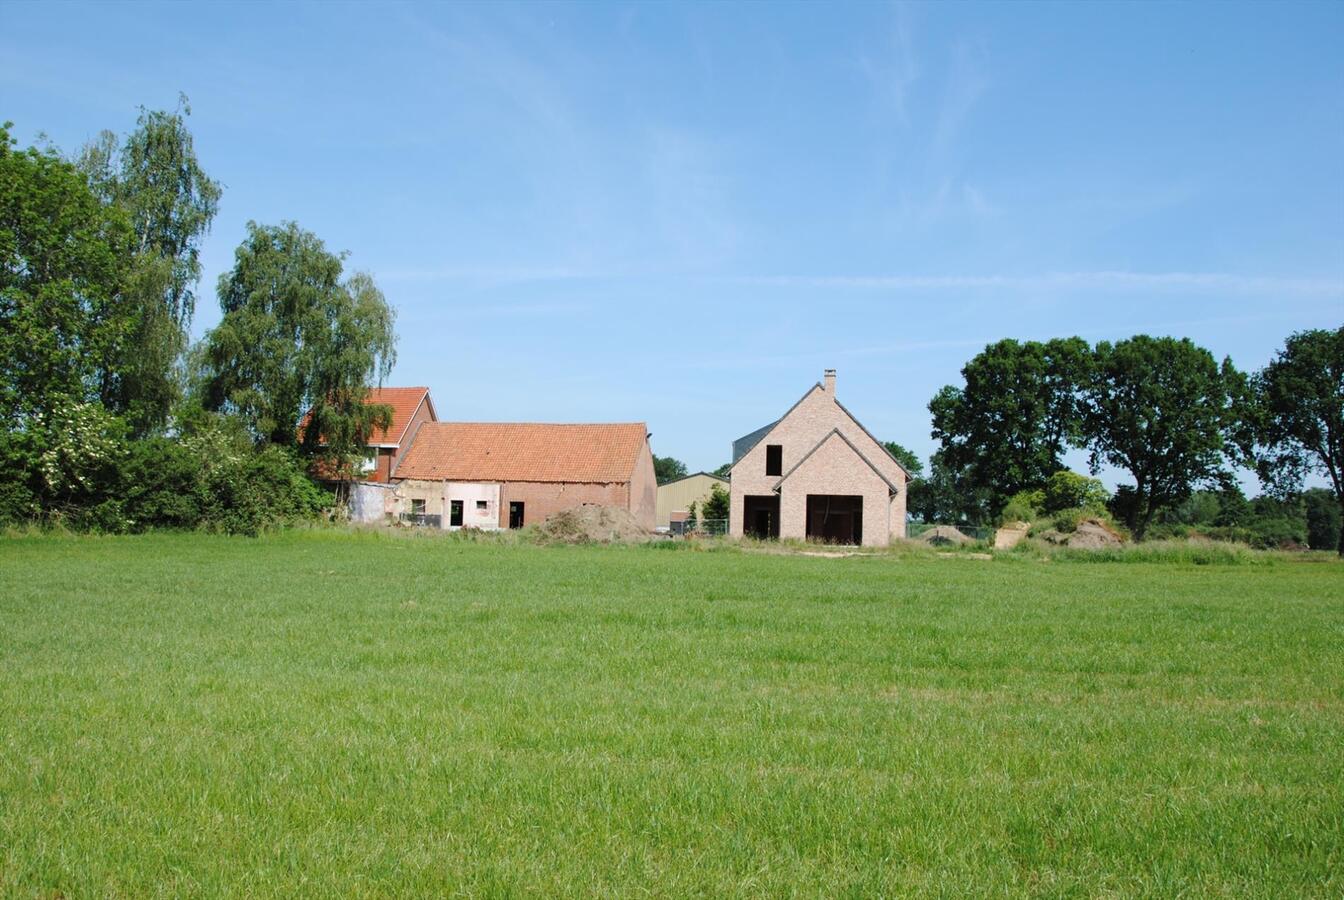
top-left (198, 221), bottom-right (397, 471)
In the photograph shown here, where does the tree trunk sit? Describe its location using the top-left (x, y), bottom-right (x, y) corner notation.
top-left (1131, 479), bottom-right (1149, 540)
top-left (1337, 495), bottom-right (1344, 557)
top-left (1135, 505), bottom-right (1154, 541)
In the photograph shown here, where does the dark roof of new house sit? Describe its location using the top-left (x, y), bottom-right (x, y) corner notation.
top-left (395, 422), bottom-right (648, 483)
top-left (731, 420), bottom-right (777, 464)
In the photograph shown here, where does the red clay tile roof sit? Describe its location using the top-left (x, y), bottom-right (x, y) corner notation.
top-left (300, 387), bottom-right (434, 448)
top-left (363, 387), bottom-right (434, 446)
top-left (394, 422), bottom-right (648, 483)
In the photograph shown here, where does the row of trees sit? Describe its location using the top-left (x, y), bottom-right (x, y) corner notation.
top-left (911, 330), bottom-right (1343, 552)
top-left (1, 103), bottom-right (398, 532)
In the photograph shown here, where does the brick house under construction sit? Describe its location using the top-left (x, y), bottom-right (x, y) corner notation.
top-left (728, 370), bottom-right (910, 547)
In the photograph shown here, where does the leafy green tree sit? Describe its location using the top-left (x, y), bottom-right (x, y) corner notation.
top-left (0, 124), bottom-right (136, 426)
top-left (1082, 336), bottom-right (1242, 538)
top-left (654, 455), bottom-right (688, 484)
top-left (711, 462), bottom-right (732, 478)
top-left (198, 222), bottom-right (397, 470)
top-left (882, 441), bottom-right (923, 478)
top-left (1212, 485), bottom-right (1250, 527)
top-left (1245, 327), bottom-right (1344, 554)
top-left (77, 99), bottom-right (221, 434)
top-left (1041, 470), bottom-right (1108, 514)
top-left (685, 500), bottom-right (698, 533)
top-left (702, 482), bottom-right (730, 521)
top-left (929, 337), bottom-right (1091, 517)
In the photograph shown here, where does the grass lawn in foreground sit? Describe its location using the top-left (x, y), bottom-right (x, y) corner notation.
top-left (1, 530), bottom-right (1341, 896)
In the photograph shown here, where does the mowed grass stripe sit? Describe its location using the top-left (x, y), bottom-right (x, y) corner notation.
top-left (1, 531), bottom-right (1340, 896)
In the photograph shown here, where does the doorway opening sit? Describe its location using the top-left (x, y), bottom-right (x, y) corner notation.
top-left (508, 501), bottom-right (525, 529)
top-left (743, 495), bottom-right (780, 540)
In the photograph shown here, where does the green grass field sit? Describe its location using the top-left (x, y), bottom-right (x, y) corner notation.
top-left (1, 531), bottom-right (1341, 897)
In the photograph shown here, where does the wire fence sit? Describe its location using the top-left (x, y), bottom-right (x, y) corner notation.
top-left (671, 518), bottom-right (729, 537)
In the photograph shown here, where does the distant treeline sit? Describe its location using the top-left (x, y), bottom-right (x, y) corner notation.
top-left (900, 330), bottom-right (1343, 553)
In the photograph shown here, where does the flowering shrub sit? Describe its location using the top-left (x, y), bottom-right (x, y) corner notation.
top-left (3, 405), bottom-right (329, 535)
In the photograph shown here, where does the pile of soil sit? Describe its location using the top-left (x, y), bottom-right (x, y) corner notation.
top-left (1039, 517), bottom-right (1125, 549)
top-left (1067, 518), bottom-right (1125, 548)
top-left (919, 525), bottom-right (972, 546)
top-left (533, 505), bottom-right (651, 544)
top-left (994, 522), bottom-right (1030, 550)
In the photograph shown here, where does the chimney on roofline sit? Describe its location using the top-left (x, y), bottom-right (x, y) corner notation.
top-left (823, 368), bottom-right (836, 395)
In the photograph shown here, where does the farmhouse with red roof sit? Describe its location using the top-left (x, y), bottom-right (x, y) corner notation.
top-left (386, 421), bottom-right (657, 531)
top-left (303, 386), bottom-right (437, 483)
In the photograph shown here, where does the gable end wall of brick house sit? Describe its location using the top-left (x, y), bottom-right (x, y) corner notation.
top-left (729, 380), bottom-right (908, 546)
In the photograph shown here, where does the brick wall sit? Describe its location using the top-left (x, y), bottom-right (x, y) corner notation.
top-left (391, 398), bottom-right (435, 474)
top-left (628, 437), bottom-right (658, 531)
top-left (777, 433), bottom-right (892, 547)
top-left (497, 481), bottom-right (631, 529)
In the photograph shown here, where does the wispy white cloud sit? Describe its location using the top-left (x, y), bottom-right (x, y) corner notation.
top-left (379, 265), bottom-right (599, 286)
top-left (931, 37), bottom-right (989, 155)
top-left (414, 300), bottom-right (593, 321)
top-left (675, 335), bottom-right (993, 373)
top-left (859, 1), bottom-right (921, 127)
top-left (732, 271), bottom-right (1344, 296)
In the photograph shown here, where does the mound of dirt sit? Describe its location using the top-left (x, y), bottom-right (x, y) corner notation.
top-left (994, 521), bottom-right (1030, 550)
top-left (1064, 518), bottom-right (1125, 549)
top-left (533, 505), bottom-right (651, 544)
top-left (919, 525), bottom-right (972, 546)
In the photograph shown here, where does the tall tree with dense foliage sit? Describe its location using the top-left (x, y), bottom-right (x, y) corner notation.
top-left (654, 455), bottom-right (688, 484)
top-left (1246, 326), bottom-right (1344, 554)
top-left (77, 99), bottom-right (221, 434)
top-left (929, 337), bottom-right (1091, 516)
top-left (1082, 336), bottom-right (1242, 538)
top-left (1302, 488), bottom-right (1342, 553)
top-left (198, 221), bottom-right (396, 469)
top-left (0, 124), bottom-right (135, 427)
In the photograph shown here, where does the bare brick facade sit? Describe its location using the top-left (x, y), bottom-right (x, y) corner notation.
top-left (729, 371), bottom-right (910, 546)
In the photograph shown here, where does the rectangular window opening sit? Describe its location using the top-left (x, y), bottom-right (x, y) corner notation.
top-left (765, 444), bottom-right (783, 477)
top-left (410, 498), bottom-right (426, 515)
top-left (476, 500), bottom-right (488, 511)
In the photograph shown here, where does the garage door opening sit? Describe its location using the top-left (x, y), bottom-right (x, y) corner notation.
top-left (806, 494), bottom-right (863, 545)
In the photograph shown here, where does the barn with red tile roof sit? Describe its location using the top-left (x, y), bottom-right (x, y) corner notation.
top-left (389, 421), bottom-right (657, 531)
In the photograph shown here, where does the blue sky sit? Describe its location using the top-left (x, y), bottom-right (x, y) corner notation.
top-left (3, 1), bottom-right (1342, 481)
